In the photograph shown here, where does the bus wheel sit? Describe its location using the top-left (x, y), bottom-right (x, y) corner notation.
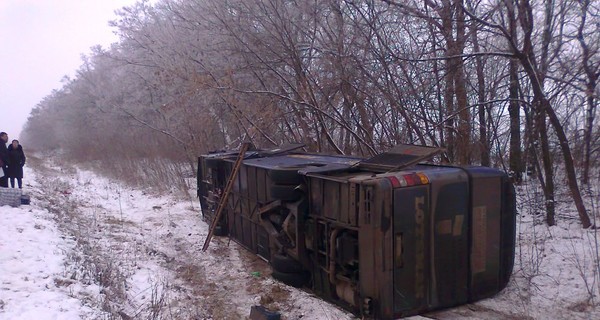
top-left (271, 270), bottom-right (310, 288)
top-left (271, 253), bottom-right (304, 273)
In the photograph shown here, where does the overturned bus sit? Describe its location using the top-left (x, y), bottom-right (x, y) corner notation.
top-left (197, 144), bottom-right (516, 319)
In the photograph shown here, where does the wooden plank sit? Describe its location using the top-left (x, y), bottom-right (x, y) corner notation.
top-left (202, 142), bottom-right (250, 251)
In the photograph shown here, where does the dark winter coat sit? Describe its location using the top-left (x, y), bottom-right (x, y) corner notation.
top-left (7, 144), bottom-right (26, 179)
top-left (0, 142), bottom-right (8, 173)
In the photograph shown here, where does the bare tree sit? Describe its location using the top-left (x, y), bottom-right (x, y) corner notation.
top-left (21, 0), bottom-right (597, 227)
top-left (506, 0), bottom-right (523, 182)
top-left (465, 0), bottom-right (592, 227)
top-left (576, 0), bottom-right (599, 185)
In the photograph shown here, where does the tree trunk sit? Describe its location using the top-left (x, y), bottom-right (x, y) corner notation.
top-left (536, 108), bottom-right (556, 226)
top-left (453, 0), bottom-right (471, 165)
top-left (543, 98), bottom-right (592, 228)
top-left (471, 18), bottom-right (489, 166)
top-left (513, 0), bottom-right (591, 228)
top-left (518, 53), bottom-right (592, 228)
top-left (577, 0), bottom-right (597, 185)
top-left (441, 0), bottom-right (456, 163)
top-left (508, 59), bottom-right (523, 183)
top-left (582, 87), bottom-right (596, 185)
top-left (507, 0), bottom-right (522, 182)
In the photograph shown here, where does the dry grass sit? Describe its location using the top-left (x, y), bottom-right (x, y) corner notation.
top-left (28, 158), bottom-right (130, 318)
top-left (25, 151), bottom-right (304, 319)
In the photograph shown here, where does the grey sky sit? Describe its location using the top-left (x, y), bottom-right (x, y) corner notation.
top-left (0, 0), bottom-right (139, 141)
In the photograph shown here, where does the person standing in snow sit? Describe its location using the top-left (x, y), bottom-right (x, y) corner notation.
top-left (7, 140), bottom-right (26, 189)
top-left (0, 132), bottom-right (9, 187)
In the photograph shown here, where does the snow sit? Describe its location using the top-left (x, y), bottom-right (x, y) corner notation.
top-left (1, 158), bottom-right (352, 319)
top-left (0, 157), bottom-right (599, 319)
top-left (0, 203), bottom-right (99, 319)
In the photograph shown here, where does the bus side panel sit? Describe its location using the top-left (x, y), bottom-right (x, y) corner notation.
top-left (393, 185), bottom-right (430, 317)
top-left (469, 174), bottom-right (501, 300)
top-left (359, 180), bottom-right (395, 319)
top-left (197, 157), bottom-right (206, 209)
top-left (377, 181), bottom-right (394, 319)
top-left (500, 176), bottom-right (516, 290)
top-left (465, 167), bottom-right (516, 300)
top-left (431, 180), bottom-right (470, 307)
top-left (358, 185), bottom-right (377, 315)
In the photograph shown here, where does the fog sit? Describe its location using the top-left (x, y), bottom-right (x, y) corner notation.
top-left (0, 0), bottom-right (138, 141)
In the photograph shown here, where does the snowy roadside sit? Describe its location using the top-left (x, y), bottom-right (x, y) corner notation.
top-left (0, 166), bottom-right (102, 319)
top-left (0, 203), bottom-right (102, 319)
top-left (1, 154), bottom-right (599, 319)
top-left (1, 155), bottom-right (353, 319)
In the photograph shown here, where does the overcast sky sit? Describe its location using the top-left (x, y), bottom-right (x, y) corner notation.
top-left (0, 0), bottom-right (140, 141)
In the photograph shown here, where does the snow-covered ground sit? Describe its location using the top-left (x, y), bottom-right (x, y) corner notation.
top-left (0, 154), bottom-right (599, 319)
top-left (1, 155), bottom-right (352, 319)
top-left (0, 204), bottom-right (101, 319)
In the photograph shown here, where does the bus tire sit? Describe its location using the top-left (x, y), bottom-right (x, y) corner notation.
top-left (271, 253), bottom-right (304, 273)
top-left (271, 270), bottom-right (310, 288)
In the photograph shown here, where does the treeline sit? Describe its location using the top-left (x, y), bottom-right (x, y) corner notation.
top-left (22, 0), bottom-right (598, 226)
